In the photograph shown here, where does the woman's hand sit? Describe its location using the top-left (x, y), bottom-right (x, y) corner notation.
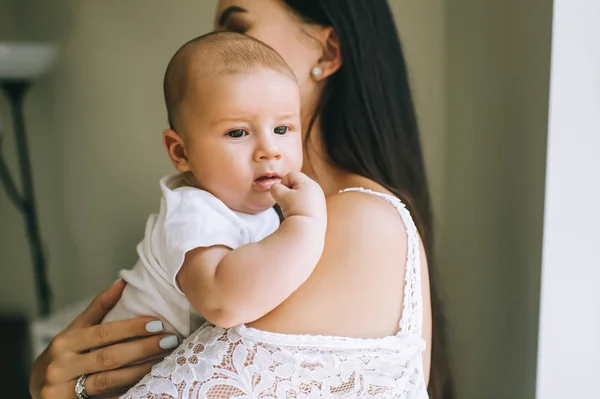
top-left (30, 280), bottom-right (179, 399)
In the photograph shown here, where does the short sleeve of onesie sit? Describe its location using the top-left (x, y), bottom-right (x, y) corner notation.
top-left (151, 174), bottom-right (279, 294)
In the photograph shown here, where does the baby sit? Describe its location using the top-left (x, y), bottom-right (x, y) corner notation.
top-left (102, 32), bottom-right (326, 340)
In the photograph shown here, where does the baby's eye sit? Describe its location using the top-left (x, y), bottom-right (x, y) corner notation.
top-left (274, 126), bottom-right (288, 135)
top-left (227, 129), bottom-right (247, 138)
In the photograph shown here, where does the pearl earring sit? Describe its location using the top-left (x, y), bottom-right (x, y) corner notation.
top-left (311, 67), bottom-right (323, 79)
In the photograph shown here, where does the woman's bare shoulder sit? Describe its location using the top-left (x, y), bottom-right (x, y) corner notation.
top-left (324, 189), bottom-right (408, 271)
top-left (252, 188), bottom-right (410, 337)
top-left (327, 189), bottom-right (404, 225)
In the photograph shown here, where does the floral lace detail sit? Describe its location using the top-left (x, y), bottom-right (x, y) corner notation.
top-left (120, 187), bottom-right (427, 399)
top-left (121, 324), bottom-right (427, 399)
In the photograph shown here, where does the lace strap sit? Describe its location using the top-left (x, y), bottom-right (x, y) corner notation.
top-left (339, 187), bottom-right (423, 337)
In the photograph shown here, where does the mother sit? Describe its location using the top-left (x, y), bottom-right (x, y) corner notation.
top-left (30, 1), bottom-right (451, 398)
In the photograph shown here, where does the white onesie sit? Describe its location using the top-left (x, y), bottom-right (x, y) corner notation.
top-left (103, 173), bottom-right (280, 338)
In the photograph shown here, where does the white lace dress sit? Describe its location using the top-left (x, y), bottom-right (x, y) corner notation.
top-left (121, 188), bottom-right (429, 399)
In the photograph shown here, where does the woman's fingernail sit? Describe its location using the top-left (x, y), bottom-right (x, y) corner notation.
top-left (145, 321), bottom-right (164, 333)
top-left (159, 335), bottom-right (179, 350)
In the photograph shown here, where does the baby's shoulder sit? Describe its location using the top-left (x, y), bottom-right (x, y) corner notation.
top-left (162, 181), bottom-right (228, 214)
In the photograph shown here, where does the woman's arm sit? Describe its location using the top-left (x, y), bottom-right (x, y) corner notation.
top-left (30, 280), bottom-right (180, 399)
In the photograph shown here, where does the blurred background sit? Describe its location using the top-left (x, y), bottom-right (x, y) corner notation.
top-left (0, 0), bottom-right (582, 398)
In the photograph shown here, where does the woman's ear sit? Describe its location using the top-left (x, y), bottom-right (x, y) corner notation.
top-left (313, 27), bottom-right (343, 80)
top-left (163, 129), bottom-right (191, 172)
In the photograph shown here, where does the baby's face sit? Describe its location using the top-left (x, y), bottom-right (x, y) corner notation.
top-left (179, 69), bottom-right (303, 214)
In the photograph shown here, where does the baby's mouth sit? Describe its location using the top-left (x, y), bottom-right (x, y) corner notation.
top-left (253, 174), bottom-right (281, 191)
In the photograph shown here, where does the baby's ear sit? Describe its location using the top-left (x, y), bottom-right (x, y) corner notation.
top-left (163, 129), bottom-right (190, 172)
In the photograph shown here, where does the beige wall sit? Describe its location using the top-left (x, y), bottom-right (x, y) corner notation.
top-left (0, 1), bottom-right (66, 315)
top-left (0, 0), bottom-right (217, 315)
top-left (0, 1), bottom-right (553, 398)
top-left (390, 1), bottom-right (448, 219)
top-left (441, 0), bottom-right (553, 398)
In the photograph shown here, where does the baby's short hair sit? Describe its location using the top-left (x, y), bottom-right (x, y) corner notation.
top-left (164, 31), bottom-right (297, 131)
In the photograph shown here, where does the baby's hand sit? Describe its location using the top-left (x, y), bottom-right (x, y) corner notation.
top-left (270, 172), bottom-right (326, 224)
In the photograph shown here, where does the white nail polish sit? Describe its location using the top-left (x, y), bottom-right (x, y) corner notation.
top-left (145, 320), bottom-right (164, 333)
top-left (159, 335), bottom-right (179, 350)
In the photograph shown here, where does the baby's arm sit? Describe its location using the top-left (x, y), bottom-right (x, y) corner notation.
top-left (177, 172), bottom-right (326, 328)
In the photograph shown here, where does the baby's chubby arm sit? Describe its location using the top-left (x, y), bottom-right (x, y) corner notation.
top-left (176, 172), bottom-right (327, 328)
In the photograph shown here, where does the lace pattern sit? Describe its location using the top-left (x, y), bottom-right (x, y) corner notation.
top-left (120, 188), bottom-right (427, 399)
top-left (121, 324), bottom-right (426, 399)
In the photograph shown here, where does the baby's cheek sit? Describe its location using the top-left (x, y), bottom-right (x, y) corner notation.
top-left (287, 139), bottom-right (304, 171)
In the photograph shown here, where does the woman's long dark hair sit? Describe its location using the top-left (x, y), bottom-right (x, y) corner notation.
top-left (283, 1), bottom-right (453, 397)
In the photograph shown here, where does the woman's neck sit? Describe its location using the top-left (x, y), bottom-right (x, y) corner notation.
top-left (301, 125), bottom-right (356, 197)
top-left (301, 123), bottom-right (392, 198)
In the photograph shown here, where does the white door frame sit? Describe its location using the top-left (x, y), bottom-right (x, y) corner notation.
top-left (536, 1), bottom-right (600, 398)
